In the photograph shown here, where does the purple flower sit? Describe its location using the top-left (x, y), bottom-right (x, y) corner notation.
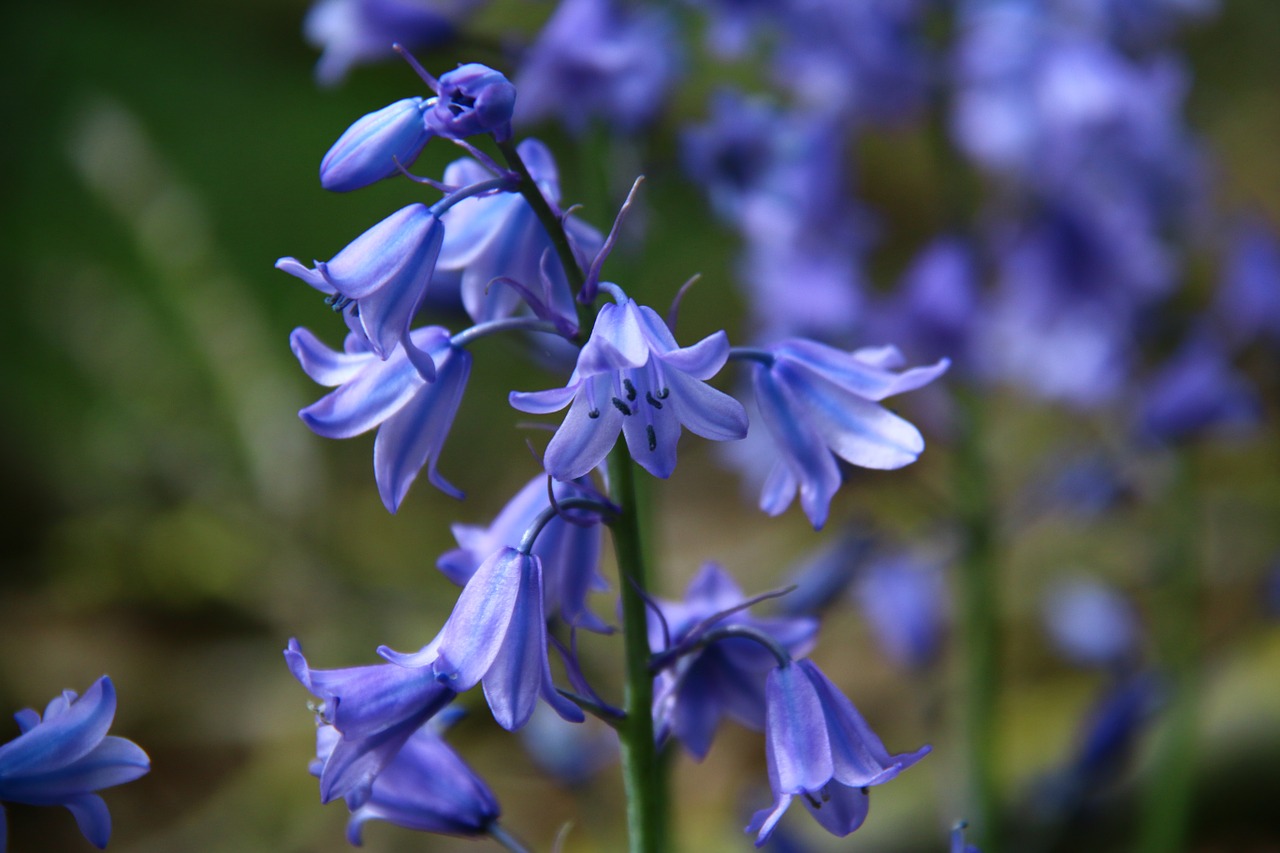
top-left (854, 553), bottom-right (948, 672)
top-left (425, 64), bottom-right (516, 142)
top-left (951, 820), bottom-right (981, 853)
top-left (876, 236), bottom-right (980, 371)
top-left (277, 204), bottom-right (444, 361)
top-left (511, 296), bottom-right (748, 480)
top-left (749, 341), bottom-right (948, 529)
top-left (421, 547), bottom-right (585, 730)
top-left (438, 475), bottom-right (610, 633)
top-left (650, 564), bottom-right (817, 760)
top-left (311, 721), bottom-right (500, 843)
top-left (304, 0), bottom-right (476, 87)
top-left (319, 98), bottom-right (432, 193)
top-left (1042, 577), bottom-right (1140, 670)
top-left (1216, 218), bottom-right (1280, 347)
top-left (0, 677), bottom-right (149, 851)
top-left (748, 659), bottom-right (929, 844)
top-left (435, 139), bottom-right (601, 324)
top-left (286, 639), bottom-right (456, 807)
top-left (1136, 333), bottom-right (1259, 444)
top-left (290, 325), bottom-right (472, 512)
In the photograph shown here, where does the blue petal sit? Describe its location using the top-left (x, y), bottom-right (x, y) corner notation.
top-left (0, 678), bottom-right (115, 779)
top-left (765, 664), bottom-right (834, 795)
top-left (64, 793), bottom-right (111, 849)
top-left (275, 257), bottom-right (336, 295)
top-left (299, 344), bottom-right (425, 440)
top-left (778, 339), bottom-right (949, 401)
top-left (3, 737), bottom-right (149, 803)
top-left (509, 382), bottom-right (580, 415)
top-left (578, 302), bottom-right (650, 373)
top-left (665, 368), bottom-right (748, 441)
top-left (746, 793), bottom-right (793, 847)
top-left (319, 97), bottom-right (432, 192)
top-left (543, 378), bottom-right (624, 480)
top-left (800, 782), bottom-right (870, 838)
top-left (658, 331), bottom-right (730, 380)
top-left (290, 328), bottom-right (368, 386)
top-left (481, 553), bottom-right (548, 730)
top-left (434, 548), bottom-right (525, 691)
top-left (753, 368), bottom-right (841, 529)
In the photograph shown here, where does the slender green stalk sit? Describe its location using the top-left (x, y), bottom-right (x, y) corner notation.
top-left (954, 389), bottom-right (1001, 853)
top-left (607, 450), bottom-right (670, 853)
top-left (1139, 451), bottom-right (1199, 853)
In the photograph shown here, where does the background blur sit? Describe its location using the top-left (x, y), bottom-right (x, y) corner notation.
top-left (3, 0), bottom-right (1280, 851)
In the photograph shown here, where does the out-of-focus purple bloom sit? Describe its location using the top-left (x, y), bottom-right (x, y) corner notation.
top-left (519, 703), bottom-right (617, 786)
top-left (775, 527), bottom-right (870, 618)
top-left (682, 0), bottom-right (783, 57)
top-left (438, 474), bottom-right (610, 633)
top-left (425, 64), bottom-right (516, 142)
top-left (435, 139), bottom-right (602, 324)
top-left (1217, 218), bottom-right (1280, 347)
top-left (877, 236), bottom-right (980, 370)
top-left (277, 204), bottom-right (444, 361)
top-left (680, 90), bottom-right (781, 225)
top-left (0, 677), bottom-right (149, 852)
top-left (1051, 0), bottom-right (1217, 49)
top-left (1023, 451), bottom-right (1132, 521)
top-left (951, 820), bottom-right (981, 853)
top-left (304, 0), bottom-right (478, 87)
top-left (422, 547), bottom-right (585, 730)
top-left (320, 98), bottom-right (432, 192)
top-left (286, 639), bottom-right (456, 807)
top-left (1136, 334), bottom-right (1259, 444)
top-left (747, 659), bottom-right (929, 844)
top-left (1042, 577), bottom-right (1141, 670)
top-left (748, 341), bottom-right (948, 529)
top-left (514, 0), bottom-right (682, 134)
top-left (511, 295), bottom-right (747, 481)
top-left (312, 721), bottom-right (500, 843)
top-left (290, 326), bottom-right (471, 512)
top-left (650, 564), bottom-right (818, 760)
top-left (855, 553), bottom-right (949, 671)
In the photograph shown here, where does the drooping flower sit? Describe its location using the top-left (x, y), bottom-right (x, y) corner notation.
top-left (425, 64), bottom-right (516, 142)
top-left (286, 639), bottom-right (456, 807)
top-left (747, 659), bottom-right (929, 844)
top-left (1135, 332), bottom-right (1259, 444)
top-left (0, 677), bottom-right (150, 851)
top-left (854, 552), bottom-right (949, 672)
top-left (650, 564), bottom-right (817, 760)
top-left (320, 98), bottom-right (433, 192)
top-left (438, 474), bottom-right (610, 633)
top-left (291, 325), bottom-right (471, 512)
top-left (511, 294), bottom-right (748, 480)
top-left (277, 204), bottom-right (444, 362)
top-left (418, 547), bottom-right (585, 731)
top-left (748, 341), bottom-right (948, 529)
top-left (312, 721), bottom-right (501, 844)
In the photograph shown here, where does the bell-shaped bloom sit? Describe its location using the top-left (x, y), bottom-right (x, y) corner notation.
top-left (291, 325), bottom-right (471, 512)
top-left (304, 0), bottom-right (475, 87)
top-left (435, 139), bottom-right (601, 325)
top-left (1136, 333), bottom-right (1259, 444)
top-left (277, 204), bottom-right (444, 361)
top-left (438, 475), bottom-right (610, 633)
top-left (286, 639), bottom-right (456, 807)
top-left (511, 296), bottom-right (748, 480)
top-left (422, 547), bottom-right (585, 731)
top-left (854, 553), bottom-right (949, 672)
top-left (312, 722), bottom-right (500, 844)
top-left (425, 64), bottom-right (516, 142)
top-left (0, 677), bottom-right (150, 851)
top-left (749, 341), bottom-right (948, 529)
top-left (650, 564), bottom-right (817, 760)
top-left (320, 98), bottom-right (432, 192)
top-left (1042, 576), bottom-right (1141, 671)
top-left (747, 659), bottom-right (929, 845)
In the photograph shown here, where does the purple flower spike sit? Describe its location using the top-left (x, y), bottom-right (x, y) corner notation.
top-left (426, 64), bottom-right (516, 142)
top-left (277, 204), bottom-right (444, 361)
top-left (747, 659), bottom-right (929, 845)
top-left (320, 97), bottom-right (432, 192)
top-left (311, 722), bottom-right (500, 843)
top-left (750, 341), bottom-right (948, 529)
top-left (286, 639), bottom-right (456, 807)
top-left (291, 326), bottom-right (471, 512)
top-left (431, 547), bottom-right (585, 731)
top-left (511, 295), bottom-right (748, 480)
top-left (0, 677), bottom-right (150, 851)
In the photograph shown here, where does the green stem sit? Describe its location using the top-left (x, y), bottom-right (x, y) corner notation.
top-left (954, 389), bottom-right (1000, 853)
top-left (607, 449), bottom-right (669, 853)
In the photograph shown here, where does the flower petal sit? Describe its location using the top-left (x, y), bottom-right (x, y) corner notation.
top-left (764, 664), bottom-right (834, 795)
top-left (543, 380), bottom-right (624, 480)
top-left (290, 328), bottom-right (368, 387)
top-left (63, 793), bottom-right (111, 849)
top-left (434, 549), bottom-right (525, 691)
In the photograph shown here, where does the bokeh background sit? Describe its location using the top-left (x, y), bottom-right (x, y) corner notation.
top-left (3, 1), bottom-right (1280, 851)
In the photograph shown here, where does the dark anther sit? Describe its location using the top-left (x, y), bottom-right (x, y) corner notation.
top-left (588, 409), bottom-right (601, 419)
top-left (448, 93), bottom-right (476, 116)
top-left (611, 398), bottom-right (632, 416)
top-left (656, 387), bottom-right (670, 400)
top-left (646, 424), bottom-right (657, 451)
top-left (645, 391), bottom-right (663, 409)
top-left (623, 379), bottom-right (637, 401)
top-left (803, 791), bottom-right (823, 809)
top-left (324, 294), bottom-right (354, 313)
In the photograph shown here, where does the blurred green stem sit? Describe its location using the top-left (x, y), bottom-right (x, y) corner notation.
top-left (1139, 451), bottom-right (1199, 853)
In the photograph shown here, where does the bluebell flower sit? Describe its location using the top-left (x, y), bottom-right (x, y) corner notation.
top-left (277, 204), bottom-right (444, 361)
top-left (0, 677), bottom-right (149, 852)
top-left (311, 721), bottom-right (500, 843)
top-left (438, 474), bottom-right (610, 633)
top-left (854, 553), bottom-right (948, 672)
top-left (286, 639), bottom-right (456, 807)
top-left (319, 98), bottom-right (432, 192)
top-left (304, 0), bottom-right (477, 87)
top-left (1042, 577), bottom-right (1140, 671)
top-left (1136, 333), bottom-right (1259, 444)
top-left (511, 295), bottom-right (748, 480)
top-left (290, 325), bottom-right (471, 512)
top-left (875, 236), bottom-right (980, 371)
top-left (748, 341), bottom-right (948, 529)
top-left (425, 64), bottom-right (516, 142)
top-left (747, 659), bottom-right (929, 844)
top-left (951, 820), bottom-right (981, 853)
top-left (1216, 218), bottom-right (1280, 347)
top-left (413, 546), bottom-right (585, 730)
top-left (650, 564), bottom-right (817, 759)
top-left (519, 703), bottom-right (617, 786)
top-left (774, 527), bottom-right (870, 618)
top-left (435, 139), bottom-right (602, 324)
top-left (514, 0), bottom-right (682, 134)
top-left (682, 0), bottom-right (783, 57)
top-left (1056, 0), bottom-right (1218, 49)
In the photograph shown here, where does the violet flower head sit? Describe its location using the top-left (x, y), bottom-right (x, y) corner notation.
top-left (1135, 333), bottom-right (1259, 444)
top-left (650, 564), bottom-right (818, 760)
top-left (1217, 218), bottom-right (1280, 347)
top-left (277, 203), bottom-right (443, 362)
top-left (511, 294), bottom-right (748, 481)
top-left (748, 659), bottom-right (929, 844)
top-left (0, 677), bottom-right (149, 852)
top-left (425, 63), bottom-right (516, 142)
top-left (438, 474), bottom-right (610, 633)
top-left (854, 553), bottom-right (948, 672)
top-left (422, 546), bottom-right (585, 730)
top-left (286, 639), bottom-right (456, 807)
top-left (312, 722), bottom-right (500, 844)
top-left (747, 341), bottom-right (948, 529)
top-left (291, 326), bottom-right (472, 512)
top-left (877, 236), bottom-right (980, 370)
top-left (1042, 577), bottom-right (1140, 671)
top-left (319, 97), bottom-right (432, 192)
top-left (304, 0), bottom-right (475, 87)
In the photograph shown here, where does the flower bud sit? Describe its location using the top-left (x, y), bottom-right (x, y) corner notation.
top-left (320, 97), bottom-right (431, 192)
top-left (425, 63), bottom-right (516, 142)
